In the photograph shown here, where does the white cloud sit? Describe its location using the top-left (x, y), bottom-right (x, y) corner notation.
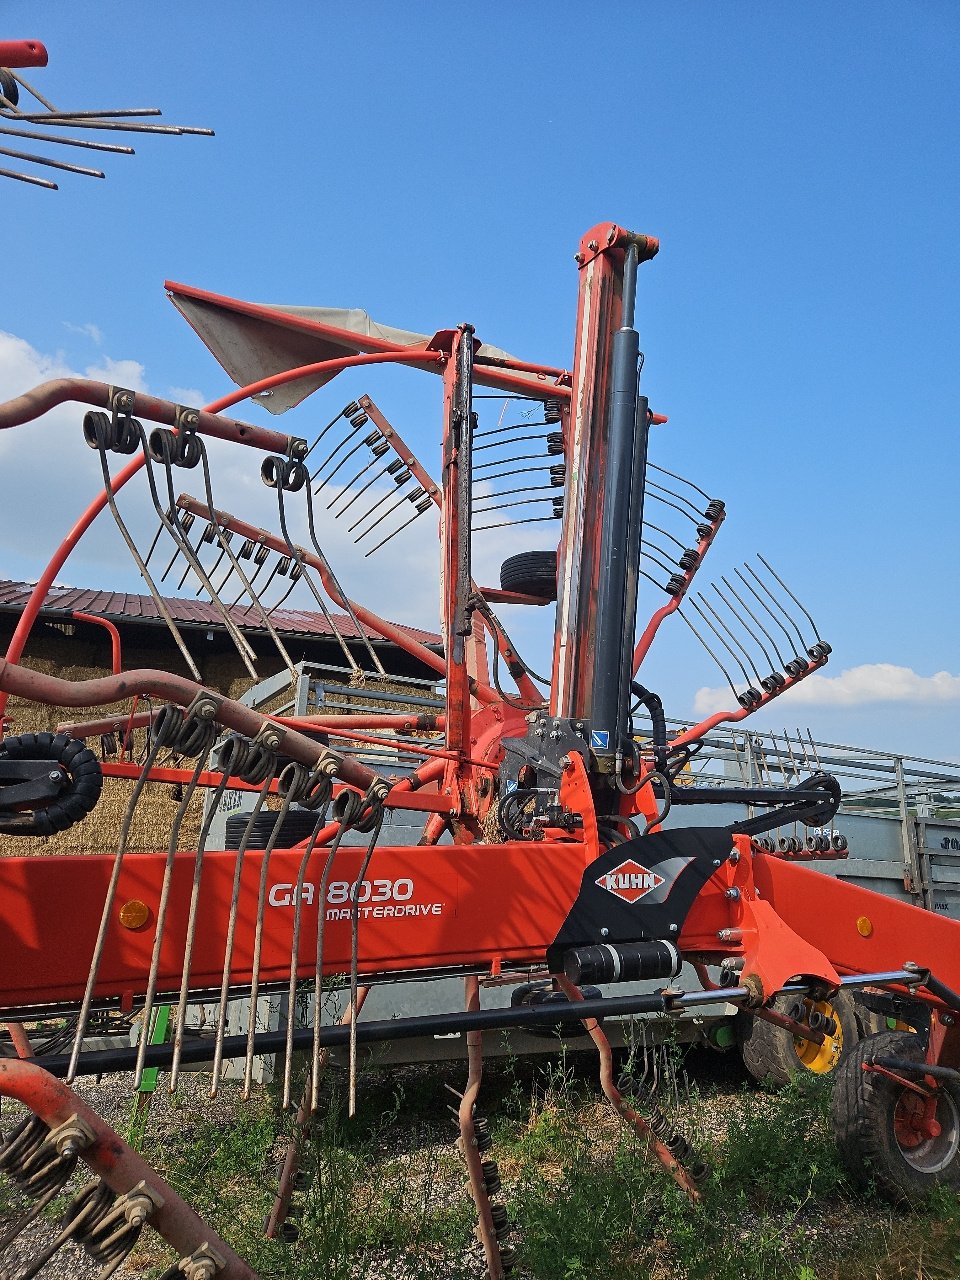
top-left (83, 355), bottom-right (147, 391)
top-left (165, 385), bottom-right (209, 410)
top-left (693, 662), bottom-right (960, 716)
top-left (63, 321), bottom-right (103, 345)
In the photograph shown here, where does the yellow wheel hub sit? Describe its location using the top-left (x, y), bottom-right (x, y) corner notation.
top-left (793, 998), bottom-right (843, 1073)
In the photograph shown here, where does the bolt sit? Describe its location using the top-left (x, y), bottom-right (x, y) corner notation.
top-left (600, 927), bottom-right (609, 938)
top-left (48, 770), bottom-right (62, 782)
top-left (712, 859), bottom-right (722, 868)
top-left (587, 239), bottom-right (599, 252)
top-left (668, 923), bottom-right (678, 933)
top-left (549, 729), bottom-right (561, 740)
top-left (728, 850), bottom-right (740, 864)
top-left (559, 755), bottom-right (571, 769)
top-left (606, 226), bottom-right (617, 244)
top-left (724, 887), bottom-right (741, 901)
top-left (574, 253), bottom-right (584, 264)
top-left (943, 1013), bottom-right (956, 1026)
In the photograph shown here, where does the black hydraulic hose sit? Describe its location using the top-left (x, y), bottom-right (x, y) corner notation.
top-left (630, 681), bottom-right (667, 770)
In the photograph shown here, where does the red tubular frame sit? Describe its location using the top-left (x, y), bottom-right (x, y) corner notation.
top-left (0, 40), bottom-right (48, 67)
top-left (72, 612), bottom-right (122, 675)
top-left (0, 660), bottom-right (379, 792)
top-left (0, 1059), bottom-right (255, 1278)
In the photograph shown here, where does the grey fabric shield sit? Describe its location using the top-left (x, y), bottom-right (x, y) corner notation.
top-left (168, 291), bottom-right (553, 414)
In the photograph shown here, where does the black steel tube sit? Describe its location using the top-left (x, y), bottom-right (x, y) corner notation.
top-left (589, 245), bottom-right (643, 761)
top-left (22, 969), bottom-right (922, 1079)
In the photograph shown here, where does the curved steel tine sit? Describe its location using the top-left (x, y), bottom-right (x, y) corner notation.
top-left (642, 520), bottom-right (687, 553)
top-left (190, 437), bottom-right (300, 680)
top-left (135, 425), bottom-right (258, 676)
top-left (311, 827), bottom-right (351, 1114)
top-left (719, 576), bottom-right (784, 672)
top-left (647, 461), bottom-right (713, 504)
top-left (756, 553), bottom-right (825, 644)
top-left (210, 763), bottom-right (276, 1095)
top-left (302, 484), bottom-right (386, 674)
top-left (473, 512), bottom-right (563, 533)
top-left (640, 542), bottom-right (678, 579)
top-left (274, 484), bottom-right (362, 675)
top-left (134, 747), bottom-right (212, 1089)
top-left (89, 421), bottom-right (201, 680)
top-left (742, 561), bottom-right (811, 655)
top-left (243, 769), bottom-right (302, 1099)
top-left (677, 607), bottom-right (741, 702)
top-left (736, 566), bottom-right (805, 662)
top-left (315, 429), bottom-right (381, 494)
top-left (692, 593), bottom-right (761, 688)
top-left (169, 735), bottom-right (230, 1092)
top-left (349, 467), bottom-right (411, 536)
top-left (646, 488), bottom-right (701, 526)
top-left (707, 586), bottom-right (773, 685)
top-left (67, 727), bottom-right (168, 1081)
top-left (282, 812), bottom-right (329, 1110)
top-left (302, 405), bottom-right (355, 463)
top-left (646, 479), bottom-right (704, 521)
top-left (364, 498), bottom-right (433, 556)
top-left (349, 811), bottom-right (385, 1117)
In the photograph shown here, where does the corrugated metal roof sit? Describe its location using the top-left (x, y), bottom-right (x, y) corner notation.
top-left (0, 579), bottom-right (441, 647)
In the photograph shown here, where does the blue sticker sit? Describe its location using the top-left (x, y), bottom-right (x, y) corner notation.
top-left (590, 729), bottom-right (610, 750)
top-left (504, 778), bottom-right (518, 793)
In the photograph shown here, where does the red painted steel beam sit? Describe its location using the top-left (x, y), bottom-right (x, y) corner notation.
top-left (0, 1060), bottom-right (256, 1278)
top-left (0, 659), bottom-right (379, 792)
top-left (0, 40), bottom-right (48, 68)
top-left (72, 611), bottom-right (122, 674)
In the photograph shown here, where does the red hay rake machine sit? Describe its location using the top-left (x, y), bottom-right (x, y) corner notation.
top-left (1, 217), bottom-right (959, 1279)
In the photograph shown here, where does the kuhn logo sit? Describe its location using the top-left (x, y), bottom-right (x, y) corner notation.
top-left (595, 859), bottom-right (664, 904)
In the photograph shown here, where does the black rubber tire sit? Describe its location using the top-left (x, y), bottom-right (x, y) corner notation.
top-left (832, 1030), bottom-right (960, 1203)
top-left (0, 732), bottom-right (102, 836)
top-left (499, 550), bottom-right (558, 601)
top-left (737, 989), bottom-right (859, 1088)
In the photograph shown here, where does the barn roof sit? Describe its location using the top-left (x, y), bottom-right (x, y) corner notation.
top-left (0, 579), bottom-right (441, 647)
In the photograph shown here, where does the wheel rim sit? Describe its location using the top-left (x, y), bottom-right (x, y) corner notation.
top-left (893, 1087), bottom-right (960, 1174)
top-left (793, 998), bottom-right (843, 1073)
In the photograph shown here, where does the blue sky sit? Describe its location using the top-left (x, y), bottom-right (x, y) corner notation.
top-left (2, 3), bottom-right (959, 761)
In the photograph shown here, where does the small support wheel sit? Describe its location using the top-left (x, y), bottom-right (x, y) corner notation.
top-left (499, 550), bottom-right (558, 601)
top-left (737, 989), bottom-right (859, 1087)
top-left (832, 1030), bottom-right (960, 1203)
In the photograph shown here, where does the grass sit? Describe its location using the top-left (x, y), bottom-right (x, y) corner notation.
top-left (116, 1044), bottom-right (960, 1280)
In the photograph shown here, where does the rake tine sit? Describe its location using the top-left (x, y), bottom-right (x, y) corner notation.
top-left (0, 120), bottom-right (134, 153)
top-left (742, 562), bottom-right (811, 656)
top-left (363, 496), bottom-right (433, 556)
top-left (315, 429), bottom-right (381, 494)
top-left (264, 564), bottom-right (302, 615)
top-left (243, 766), bottom-right (304, 1099)
top-left (282, 814), bottom-right (328, 1110)
top-left (302, 403), bottom-right (360, 463)
top-left (134, 748), bottom-right (212, 1089)
top-left (302, 485), bottom-right (387, 674)
top-left (756, 553), bottom-right (825, 645)
top-left (138, 427), bottom-right (258, 677)
top-left (706, 586), bottom-right (774, 688)
top-left (349, 809), bottom-right (385, 1117)
top-left (87, 418), bottom-right (202, 680)
top-left (274, 485), bottom-right (362, 675)
top-left (647, 461), bottom-right (714, 505)
top-left (328, 440), bottom-right (392, 512)
top-left (716, 578), bottom-right (781, 675)
top-left (354, 483), bottom-right (419, 545)
top-left (169, 732), bottom-right (230, 1092)
top-left (67, 723), bottom-right (169, 1082)
top-left (736, 566), bottom-right (806, 665)
top-left (677, 607), bottom-right (741, 704)
top-left (646, 479), bottom-right (704, 521)
top-left (692, 594), bottom-right (760, 689)
top-left (643, 520), bottom-right (688, 554)
top-left (210, 758), bottom-right (276, 1095)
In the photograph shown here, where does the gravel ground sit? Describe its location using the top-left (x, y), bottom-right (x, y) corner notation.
top-left (0, 1047), bottom-right (926, 1280)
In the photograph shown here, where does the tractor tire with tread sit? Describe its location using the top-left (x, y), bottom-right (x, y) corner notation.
top-left (832, 1030), bottom-right (960, 1203)
top-left (737, 989), bottom-right (859, 1088)
top-left (499, 551), bottom-right (558, 601)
